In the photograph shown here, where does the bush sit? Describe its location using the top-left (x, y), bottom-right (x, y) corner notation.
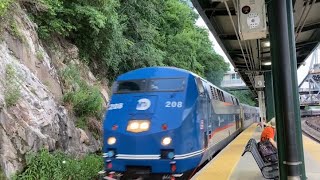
top-left (14, 149), bottom-right (103, 180)
top-left (60, 65), bottom-right (103, 138)
top-left (75, 116), bottom-right (87, 129)
top-left (63, 86), bottom-right (103, 117)
top-left (4, 64), bottom-right (21, 107)
top-left (9, 20), bottom-right (25, 42)
top-left (0, 168), bottom-right (5, 180)
top-left (61, 65), bottom-right (103, 118)
top-left (0, 0), bottom-right (12, 17)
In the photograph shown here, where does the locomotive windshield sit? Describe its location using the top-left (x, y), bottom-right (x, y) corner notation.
top-left (114, 78), bottom-right (185, 93)
top-left (149, 78), bottom-right (185, 91)
top-left (116, 80), bottom-right (147, 93)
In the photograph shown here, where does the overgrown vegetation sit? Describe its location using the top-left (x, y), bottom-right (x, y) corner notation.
top-left (0, 168), bottom-right (5, 180)
top-left (4, 64), bottom-right (21, 107)
top-left (63, 86), bottom-right (103, 117)
top-left (0, 0), bottom-right (12, 17)
top-left (230, 90), bottom-right (256, 106)
top-left (9, 20), bottom-right (25, 42)
top-left (24, 0), bottom-right (229, 84)
top-left (61, 64), bottom-right (103, 137)
top-left (36, 51), bottom-right (44, 62)
top-left (61, 64), bottom-right (103, 118)
top-left (14, 149), bottom-right (103, 180)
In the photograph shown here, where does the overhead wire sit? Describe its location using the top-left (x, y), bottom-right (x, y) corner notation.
top-left (225, 1), bottom-right (257, 94)
top-left (248, 41), bottom-right (256, 70)
top-left (244, 40), bottom-right (253, 70)
top-left (296, 0), bottom-right (316, 41)
top-left (224, 1), bottom-right (250, 71)
top-left (295, 0), bottom-right (310, 34)
top-left (247, 41), bottom-right (257, 89)
top-left (257, 39), bottom-right (262, 71)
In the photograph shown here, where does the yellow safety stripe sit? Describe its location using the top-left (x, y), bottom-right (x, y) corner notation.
top-left (194, 124), bottom-right (257, 180)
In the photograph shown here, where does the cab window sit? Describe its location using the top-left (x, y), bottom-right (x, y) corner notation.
top-left (115, 80), bottom-right (146, 93)
top-left (114, 78), bottom-right (185, 93)
top-left (149, 78), bottom-right (185, 92)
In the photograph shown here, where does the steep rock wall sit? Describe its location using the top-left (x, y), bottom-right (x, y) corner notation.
top-left (0, 3), bottom-right (107, 178)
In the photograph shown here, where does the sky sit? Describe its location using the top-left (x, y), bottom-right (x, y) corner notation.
top-left (195, 14), bottom-right (318, 86)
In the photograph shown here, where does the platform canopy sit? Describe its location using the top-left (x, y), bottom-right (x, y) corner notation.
top-left (191, 0), bottom-right (320, 96)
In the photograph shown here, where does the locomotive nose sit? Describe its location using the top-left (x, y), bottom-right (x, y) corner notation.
top-left (130, 95), bottom-right (158, 114)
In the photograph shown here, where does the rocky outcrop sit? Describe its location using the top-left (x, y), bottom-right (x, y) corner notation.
top-left (0, 3), bottom-right (106, 178)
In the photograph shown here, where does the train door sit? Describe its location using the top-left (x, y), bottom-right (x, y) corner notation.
top-left (196, 78), bottom-right (210, 148)
top-left (203, 84), bottom-right (212, 139)
top-left (240, 105), bottom-right (244, 130)
top-left (234, 98), bottom-right (241, 130)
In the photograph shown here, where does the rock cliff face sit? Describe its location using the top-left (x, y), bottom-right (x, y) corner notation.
top-left (0, 3), bottom-right (107, 178)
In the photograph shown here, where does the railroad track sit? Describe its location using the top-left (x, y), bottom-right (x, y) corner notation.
top-left (301, 117), bottom-right (320, 143)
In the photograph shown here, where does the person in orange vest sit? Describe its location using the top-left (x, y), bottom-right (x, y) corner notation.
top-left (260, 117), bottom-right (277, 148)
top-left (258, 117), bottom-right (278, 163)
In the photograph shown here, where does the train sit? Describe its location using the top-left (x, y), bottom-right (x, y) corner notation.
top-left (300, 106), bottom-right (320, 117)
top-left (101, 67), bottom-right (259, 180)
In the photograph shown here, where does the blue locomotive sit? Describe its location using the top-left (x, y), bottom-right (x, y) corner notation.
top-left (102, 67), bottom-right (259, 179)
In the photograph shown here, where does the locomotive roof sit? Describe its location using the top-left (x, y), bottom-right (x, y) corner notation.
top-left (117, 66), bottom-right (237, 98)
top-left (117, 66), bottom-right (198, 81)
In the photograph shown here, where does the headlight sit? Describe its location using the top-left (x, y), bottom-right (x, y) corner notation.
top-left (127, 120), bottom-right (150, 133)
top-left (107, 137), bottom-right (116, 145)
top-left (129, 122), bottom-right (139, 130)
top-left (140, 122), bottom-right (150, 130)
top-left (162, 137), bottom-right (172, 146)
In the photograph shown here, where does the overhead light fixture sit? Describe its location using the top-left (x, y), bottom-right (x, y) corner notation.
top-left (262, 41), bottom-right (270, 47)
top-left (262, 61), bottom-right (272, 66)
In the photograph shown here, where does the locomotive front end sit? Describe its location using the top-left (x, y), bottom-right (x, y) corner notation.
top-left (102, 68), bottom-right (201, 179)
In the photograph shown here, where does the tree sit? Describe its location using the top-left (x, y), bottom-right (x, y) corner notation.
top-left (230, 90), bottom-right (256, 106)
top-left (25, 0), bottom-right (229, 85)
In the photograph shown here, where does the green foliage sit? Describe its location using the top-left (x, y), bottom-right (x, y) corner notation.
top-left (118, 0), bottom-right (166, 74)
top-left (25, 0), bottom-right (229, 85)
top-left (230, 90), bottom-right (256, 106)
top-left (0, 168), bottom-right (5, 180)
top-left (0, 0), bottom-right (12, 17)
top-left (63, 86), bottom-right (103, 117)
top-left (9, 20), bottom-right (25, 42)
top-left (160, 1), bottom-right (229, 79)
top-left (4, 64), bottom-right (21, 107)
top-left (60, 65), bottom-right (103, 138)
top-left (75, 116), bottom-right (87, 129)
top-left (26, 0), bottom-right (74, 39)
top-left (36, 51), bottom-right (44, 62)
top-left (61, 65), bottom-right (103, 118)
top-left (60, 65), bottom-right (102, 138)
top-left (14, 149), bottom-right (103, 180)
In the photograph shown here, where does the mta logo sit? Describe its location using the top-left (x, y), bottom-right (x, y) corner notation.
top-left (136, 98), bottom-right (151, 110)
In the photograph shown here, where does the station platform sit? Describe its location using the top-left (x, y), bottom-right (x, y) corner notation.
top-left (191, 124), bottom-right (320, 180)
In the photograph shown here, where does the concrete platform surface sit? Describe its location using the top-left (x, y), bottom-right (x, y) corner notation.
top-left (192, 124), bottom-right (320, 180)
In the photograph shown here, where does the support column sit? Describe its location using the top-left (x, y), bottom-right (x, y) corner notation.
top-left (265, 71), bottom-right (275, 120)
top-left (268, 0), bottom-right (306, 179)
